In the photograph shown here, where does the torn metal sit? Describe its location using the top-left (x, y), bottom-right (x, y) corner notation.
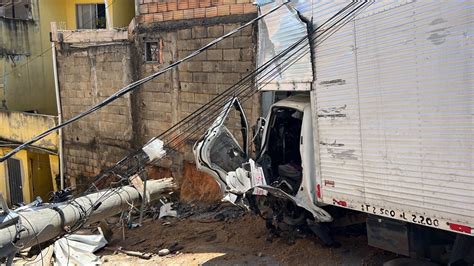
top-left (193, 97), bottom-right (331, 223)
top-left (256, 0), bottom-right (313, 91)
top-left (54, 229), bottom-right (108, 265)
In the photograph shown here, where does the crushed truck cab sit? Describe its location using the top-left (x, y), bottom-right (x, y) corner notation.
top-left (195, 0), bottom-right (474, 261)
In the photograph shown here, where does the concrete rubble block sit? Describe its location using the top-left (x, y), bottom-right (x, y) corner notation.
top-left (158, 249), bottom-right (170, 256)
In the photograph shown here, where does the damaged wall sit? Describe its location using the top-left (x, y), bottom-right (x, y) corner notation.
top-left (135, 17), bottom-right (259, 202)
top-left (57, 4), bottom-right (260, 201)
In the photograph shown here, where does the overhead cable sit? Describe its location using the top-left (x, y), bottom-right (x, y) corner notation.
top-left (0, 1), bottom-right (290, 163)
top-left (86, 1), bottom-right (372, 188)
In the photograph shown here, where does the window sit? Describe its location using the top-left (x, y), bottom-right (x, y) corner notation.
top-left (0, 0), bottom-right (31, 20)
top-left (145, 41), bottom-right (162, 63)
top-left (76, 4), bottom-right (106, 29)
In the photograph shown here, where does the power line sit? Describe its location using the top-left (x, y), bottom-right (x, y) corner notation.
top-left (0, 1), bottom-right (290, 163)
top-left (83, 0), bottom-right (371, 193)
top-left (67, 2), bottom-right (373, 239)
top-left (0, 3), bottom-right (371, 258)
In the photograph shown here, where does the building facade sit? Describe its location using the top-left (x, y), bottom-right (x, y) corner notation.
top-left (0, 0), bottom-right (134, 205)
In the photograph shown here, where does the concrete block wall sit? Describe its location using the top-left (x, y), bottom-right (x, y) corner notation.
top-left (57, 4), bottom-right (259, 201)
top-left (136, 21), bottom-right (259, 157)
top-left (57, 44), bottom-right (135, 190)
top-left (134, 16), bottom-right (260, 202)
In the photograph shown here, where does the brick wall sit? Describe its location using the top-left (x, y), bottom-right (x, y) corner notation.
top-left (137, 0), bottom-right (256, 23)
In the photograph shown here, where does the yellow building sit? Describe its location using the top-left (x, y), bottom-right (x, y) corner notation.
top-left (0, 0), bottom-right (135, 205)
top-left (0, 111), bottom-right (60, 205)
top-left (0, 0), bottom-right (135, 114)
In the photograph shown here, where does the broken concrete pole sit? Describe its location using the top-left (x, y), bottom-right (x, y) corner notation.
top-left (0, 178), bottom-right (175, 258)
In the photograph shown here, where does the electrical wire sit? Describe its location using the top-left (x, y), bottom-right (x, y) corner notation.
top-left (79, 1), bottom-right (368, 187)
top-left (0, 1), bottom-right (290, 163)
top-left (16, 213), bottom-right (44, 266)
top-left (82, 0), bottom-right (372, 192)
top-left (7, 3), bottom-right (372, 253)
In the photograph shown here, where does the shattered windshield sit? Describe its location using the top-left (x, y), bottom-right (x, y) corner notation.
top-left (209, 127), bottom-right (247, 173)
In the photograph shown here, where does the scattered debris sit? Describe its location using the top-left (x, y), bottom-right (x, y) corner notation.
top-left (104, 247), bottom-right (152, 260)
top-left (99, 205), bottom-right (397, 265)
top-left (158, 248), bottom-right (170, 256)
top-left (53, 228), bottom-right (108, 265)
top-left (159, 203), bottom-right (178, 219)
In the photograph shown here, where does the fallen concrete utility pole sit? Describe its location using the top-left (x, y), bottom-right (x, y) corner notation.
top-left (0, 178), bottom-right (175, 258)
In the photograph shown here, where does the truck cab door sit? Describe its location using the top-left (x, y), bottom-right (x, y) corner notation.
top-left (193, 97), bottom-right (249, 194)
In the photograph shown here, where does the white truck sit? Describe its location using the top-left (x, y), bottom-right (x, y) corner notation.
top-left (194, 0), bottom-right (473, 263)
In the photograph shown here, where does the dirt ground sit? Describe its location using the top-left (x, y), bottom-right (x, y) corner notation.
top-left (99, 205), bottom-right (398, 265)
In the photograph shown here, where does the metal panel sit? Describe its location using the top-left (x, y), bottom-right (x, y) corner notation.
top-left (313, 1), bottom-right (474, 234)
top-left (366, 215), bottom-right (409, 256)
top-left (6, 158), bottom-right (23, 205)
top-left (256, 0), bottom-right (313, 91)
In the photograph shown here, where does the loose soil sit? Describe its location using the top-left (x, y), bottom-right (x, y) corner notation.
top-left (100, 205), bottom-right (397, 265)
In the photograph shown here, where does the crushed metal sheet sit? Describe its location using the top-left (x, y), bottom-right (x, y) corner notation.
top-left (159, 203), bottom-right (178, 219)
top-left (53, 228), bottom-right (108, 265)
top-left (256, 0), bottom-right (313, 91)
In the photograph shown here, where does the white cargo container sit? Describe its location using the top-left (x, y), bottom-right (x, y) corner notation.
top-left (194, 0), bottom-right (473, 261)
top-left (309, 0), bottom-right (473, 237)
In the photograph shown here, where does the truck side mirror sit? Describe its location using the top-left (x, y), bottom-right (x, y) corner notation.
top-left (252, 117), bottom-right (266, 155)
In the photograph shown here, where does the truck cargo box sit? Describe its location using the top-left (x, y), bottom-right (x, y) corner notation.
top-left (310, 0), bottom-right (473, 235)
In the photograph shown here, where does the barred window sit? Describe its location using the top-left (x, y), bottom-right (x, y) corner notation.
top-left (145, 41), bottom-right (162, 63)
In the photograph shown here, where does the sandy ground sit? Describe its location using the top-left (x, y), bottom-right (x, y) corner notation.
top-left (99, 205), bottom-right (398, 265)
